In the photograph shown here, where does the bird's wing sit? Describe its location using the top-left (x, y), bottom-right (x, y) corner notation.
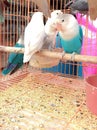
top-left (23, 31), bottom-right (45, 63)
top-left (23, 12), bottom-right (46, 63)
top-left (45, 18), bottom-right (56, 36)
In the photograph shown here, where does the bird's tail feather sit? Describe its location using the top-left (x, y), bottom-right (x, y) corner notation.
top-left (2, 63), bottom-right (18, 75)
top-left (10, 63), bottom-right (23, 75)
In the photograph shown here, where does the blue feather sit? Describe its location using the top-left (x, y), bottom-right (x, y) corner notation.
top-left (2, 43), bottom-right (24, 75)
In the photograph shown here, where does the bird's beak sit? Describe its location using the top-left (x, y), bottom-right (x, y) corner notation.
top-left (33, 0), bottom-right (51, 18)
top-left (56, 23), bottom-right (63, 32)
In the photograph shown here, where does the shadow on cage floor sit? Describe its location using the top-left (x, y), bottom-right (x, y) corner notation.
top-left (0, 69), bottom-right (97, 130)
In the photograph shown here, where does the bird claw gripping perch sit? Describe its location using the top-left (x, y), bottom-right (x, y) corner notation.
top-left (61, 51), bottom-right (66, 62)
top-left (71, 52), bottom-right (76, 61)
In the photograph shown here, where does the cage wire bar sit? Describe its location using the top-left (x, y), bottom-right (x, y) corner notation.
top-left (0, 0), bottom-right (29, 68)
top-left (0, 0), bottom-right (97, 78)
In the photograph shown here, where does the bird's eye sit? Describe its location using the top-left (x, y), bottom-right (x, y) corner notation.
top-left (56, 13), bottom-right (59, 15)
top-left (62, 19), bottom-right (64, 22)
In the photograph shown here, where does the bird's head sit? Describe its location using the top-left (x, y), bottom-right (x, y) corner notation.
top-left (54, 13), bottom-right (79, 40)
top-left (51, 10), bottom-right (63, 19)
top-left (55, 13), bottom-right (78, 32)
top-left (45, 10), bottom-right (64, 33)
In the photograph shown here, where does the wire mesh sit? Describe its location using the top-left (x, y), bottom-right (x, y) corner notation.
top-left (0, 0), bottom-right (29, 69)
top-left (0, 0), bottom-right (97, 79)
top-left (77, 13), bottom-right (97, 77)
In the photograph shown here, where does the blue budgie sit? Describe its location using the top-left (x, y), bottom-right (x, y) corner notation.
top-left (56, 13), bottom-right (83, 54)
top-left (43, 13), bottom-right (83, 76)
top-left (2, 34), bottom-right (24, 75)
top-left (55, 13), bottom-right (83, 76)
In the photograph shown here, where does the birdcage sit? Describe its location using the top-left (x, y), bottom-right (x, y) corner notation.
top-left (0, 0), bottom-right (97, 129)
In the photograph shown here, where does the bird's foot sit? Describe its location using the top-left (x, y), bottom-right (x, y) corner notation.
top-left (50, 44), bottom-right (55, 51)
top-left (71, 52), bottom-right (76, 61)
top-left (61, 51), bottom-right (66, 62)
top-left (62, 51), bottom-right (65, 58)
top-left (23, 62), bottom-right (29, 72)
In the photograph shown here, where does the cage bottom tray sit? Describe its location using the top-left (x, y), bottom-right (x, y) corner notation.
top-left (0, 70), bottom-right (97, 130)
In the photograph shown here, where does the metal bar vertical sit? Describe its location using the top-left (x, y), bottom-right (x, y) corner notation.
top-left (10, 0), bottom-right (12, 46)
top-left (84, 15), bottom-right (88, 55)
top-left (16, 0), bottom-right (19, 41)
top-left (0, 24), bottom-right (2, 69)
top-left (27, 0), bottom-right (30, 24)
top-left (3, 6), bottom-right (5, 68)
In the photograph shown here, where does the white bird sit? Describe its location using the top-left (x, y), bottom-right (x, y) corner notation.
top-left (23, 12), bottom-right (46, 63)
top-left (44, 10), bottom-right (63, 36)
top-left (44, 10), bottom-right (63, 48)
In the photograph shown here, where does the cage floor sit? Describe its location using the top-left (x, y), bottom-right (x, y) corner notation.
top-left (0, 70), bottom-right (97, 130)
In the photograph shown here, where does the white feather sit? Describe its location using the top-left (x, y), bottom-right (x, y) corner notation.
top-left (23, 12), bottom-right (46, 63)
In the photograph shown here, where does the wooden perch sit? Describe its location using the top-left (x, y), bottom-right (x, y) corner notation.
top-left (0, 45), bottom-right (97, 64)
top-left (0, 45), bottom-right (24, 53)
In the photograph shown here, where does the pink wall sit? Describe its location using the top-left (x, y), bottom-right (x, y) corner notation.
top-left (76, 13), bottom-right (97, 78)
